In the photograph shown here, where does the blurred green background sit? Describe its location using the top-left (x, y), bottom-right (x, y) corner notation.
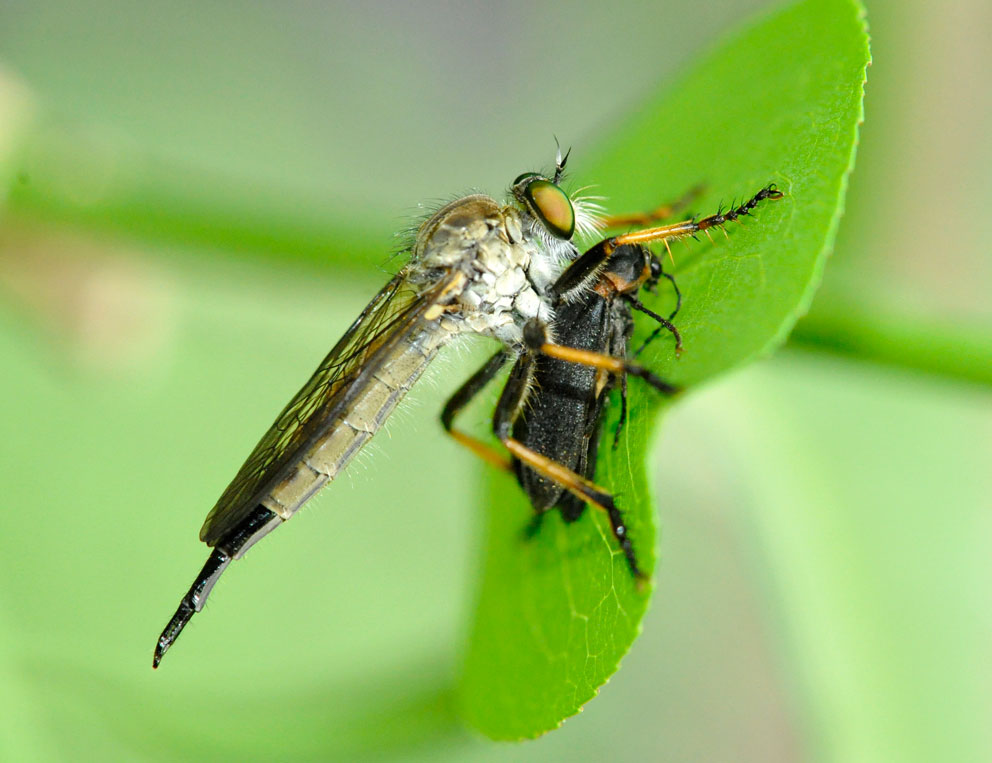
top-left (0, 1), bottom-right (988, 761)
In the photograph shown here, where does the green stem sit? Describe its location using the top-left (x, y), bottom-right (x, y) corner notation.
top-left (789, 301), bottom-right (992, 388)
top-left (7, 111), bottom-right (989, 390)
top-left (3, 119), bottom-right (385, 273)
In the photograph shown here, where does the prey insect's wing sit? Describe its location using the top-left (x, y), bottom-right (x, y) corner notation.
top-left (199, 268), bottom-right (458, 546)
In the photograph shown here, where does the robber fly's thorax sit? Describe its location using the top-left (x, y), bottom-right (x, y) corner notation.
top-left (411, 194), bottom-right (569, 348)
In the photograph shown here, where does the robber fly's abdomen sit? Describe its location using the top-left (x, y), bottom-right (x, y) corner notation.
top-left (261, 325), bottom-right (451, 520)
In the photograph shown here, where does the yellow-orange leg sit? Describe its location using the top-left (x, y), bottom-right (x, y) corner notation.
top-left (439, 349), bottom-right (614, 498)
top-left (600, 184), bottom-right (704, 230)
top-left (549, 185), bottom-right (782, 303)
top-left (536, 342), bottom-right (679, 396)
top-left (501, 435), bottom-right (646, 583)
top-left (440, 349), bottom-right (514, 472)
top-left (610, 184), bottom-right (784, 252)
top-left (441, 348), bottom-right (644, 579)
top-left (491, 344), bottom-right (650, 581)
top-left (503, 438), bottom-right (614, 513)
top-left (447, 429), bottom-right (512, 472)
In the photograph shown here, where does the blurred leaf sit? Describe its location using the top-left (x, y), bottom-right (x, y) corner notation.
top-left (790, 292), bottom-right (992, 387)
top-left (458, 0), bottom-right (869, 740)
top-left (722, 353), bottom-right (992, 762)
top-left (0, 67), bottom-right (36, 211)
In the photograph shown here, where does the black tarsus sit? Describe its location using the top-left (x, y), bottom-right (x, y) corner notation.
top-left (613, 372), bottom-right (629, 450)
top-left (659, 271), bottom-right (682, 320)
top-left (696, 184), bottom-right (782, 231)
top-left (629, 298), bottom-right (683, 358)
top-left (622, 362), bottom-right (679, 396)
top-left (604, 499), bottom-right (644, 580)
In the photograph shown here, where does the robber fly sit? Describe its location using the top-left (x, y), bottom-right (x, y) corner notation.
top-left (442, 185), bottom-right (783, 579)
top-left (153, 150), bottom-right (604, 667)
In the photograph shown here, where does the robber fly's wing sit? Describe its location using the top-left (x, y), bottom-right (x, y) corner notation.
top-left (199, 269), bottom-right (457, 545)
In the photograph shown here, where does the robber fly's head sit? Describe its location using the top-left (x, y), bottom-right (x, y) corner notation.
top-left (511, 171), bottom-right (575, 240)
top-left (511, 145), bottom-right (603, 247)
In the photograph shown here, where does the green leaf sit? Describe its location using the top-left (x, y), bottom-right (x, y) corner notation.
top-left (458, 0), bottom-right (869, 740)
top-left (4, 118), bottom-right (388, 274)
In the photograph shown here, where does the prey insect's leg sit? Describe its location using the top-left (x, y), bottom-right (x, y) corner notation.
top-left (495, 333), bottom-right (646, 579)
top-left (630, 299), bottom-right (683, 358)
top-left (599, 184), bottom-right (704, 229)
top-left (659, 270), bottom-right (682, 321)
top-left (153, 505), bottom-right (281, 668)
top-left (613, 371), bottom-right (629, 450)
top-left (441, 349), bottom-right (513, 472)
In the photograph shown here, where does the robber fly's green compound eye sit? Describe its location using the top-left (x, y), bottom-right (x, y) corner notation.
top-left (514, 176), bottom-right (575, 240)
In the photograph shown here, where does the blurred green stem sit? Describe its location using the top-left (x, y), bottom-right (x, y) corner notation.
top-left (3, 119), bottom-right (386, 272)
top-left (5, 119), bottom-right (989, 389)
top-left (790, 299), bottom-right (992, 387)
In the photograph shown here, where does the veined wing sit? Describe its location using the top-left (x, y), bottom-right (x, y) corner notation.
top-left (199, 268), bottom-right (460, 545)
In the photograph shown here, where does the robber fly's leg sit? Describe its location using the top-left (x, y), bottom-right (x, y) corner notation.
top-left (497, 322), bottom-right (646, 580)
top-left (153, 505), bottom-right (281, 668)
top-left (441, 349), bottom-right (513, 472)
top-left (609, 184), bottom-right (784, 251)
top-left (501, 432), bottom-right (645, 580)
top-left (492, 364), bottom-right (617, 525)
top-left (599, 184), bottom-right (705, 229)
top-left (535, 340), bottom-right (680, 397)
top-left (555, 185), bottom-right (781, 305)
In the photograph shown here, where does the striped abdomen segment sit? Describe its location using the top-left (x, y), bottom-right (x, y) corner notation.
top-left (261, 325), bottom-right (451, 520)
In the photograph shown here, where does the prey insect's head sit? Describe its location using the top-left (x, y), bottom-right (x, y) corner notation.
top-left (598, 243), bottom-right (657, 298)
top-left (645, 252), bottom-right (664, 294)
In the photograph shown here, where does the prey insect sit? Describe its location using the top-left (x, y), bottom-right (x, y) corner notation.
top-left (442, 185), bottom-right (783, 579)
top-left (153, 150), bottom-right (602, 668)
